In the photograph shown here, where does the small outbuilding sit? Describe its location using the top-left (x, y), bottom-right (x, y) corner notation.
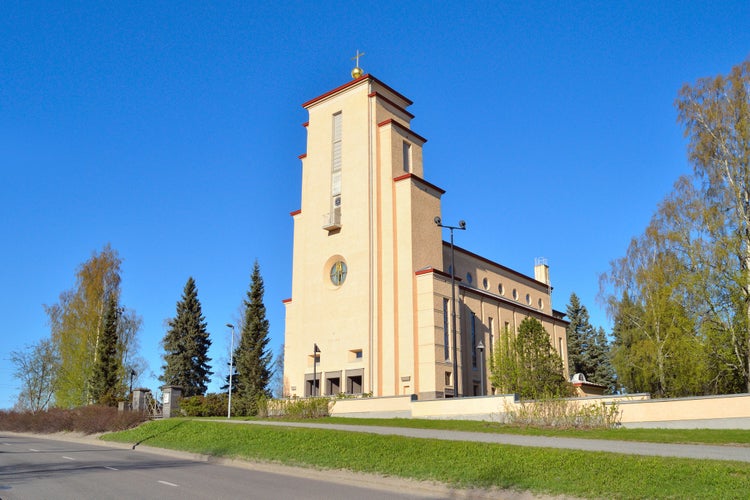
top-left (570, 373), bottom-right (606, 397)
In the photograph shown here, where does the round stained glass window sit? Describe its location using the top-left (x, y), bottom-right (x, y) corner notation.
top-left (330, 261), bottom-right (347, 286)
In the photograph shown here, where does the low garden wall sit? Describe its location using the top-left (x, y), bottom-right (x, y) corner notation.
top-left (330, 392), bottom-right (750, 428)
top-left (330, 395), bottom-right (413, 418)
top-left (616, 393), bottom-right (750, 428)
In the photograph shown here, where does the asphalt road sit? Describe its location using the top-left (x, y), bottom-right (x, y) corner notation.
top-left (0, 434), bottom-right (452, 500)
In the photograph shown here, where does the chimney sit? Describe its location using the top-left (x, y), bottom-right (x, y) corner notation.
top-left (534, 257), bottom-right (550, 285)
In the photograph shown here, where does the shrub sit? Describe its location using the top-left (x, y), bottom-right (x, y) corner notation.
top-left (258, 397), bottom-right (334, 419)
top-left (0, 406), bottom-right (148, 434)
top-left (180, 393), bottom-right (228, 417)
top-left (502, 396), bottom-right (621, 429)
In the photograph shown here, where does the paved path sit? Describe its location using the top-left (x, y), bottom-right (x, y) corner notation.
top-left (211, 419), bottom-right (750, 463)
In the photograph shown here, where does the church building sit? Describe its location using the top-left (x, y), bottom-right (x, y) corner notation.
top-left (283, 64), bottom-right (569, 400)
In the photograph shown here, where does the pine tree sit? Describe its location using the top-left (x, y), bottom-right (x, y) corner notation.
top-left (90, 294), bottom-right (123, 405)
top-left (234, 261), bottom-right (272, 415)
top-left (160, 277), bottom-right (213, 397)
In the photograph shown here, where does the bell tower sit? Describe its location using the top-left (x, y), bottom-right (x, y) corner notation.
top-left (282, 61), bottom-right (445, 398)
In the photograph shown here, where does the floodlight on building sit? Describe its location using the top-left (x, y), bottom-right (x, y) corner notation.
top-left (477, 340), bottom-right (485, 396)
top-left (435, 217), bottom-right (467, 397)
top-left (313, 343), bottom-right (321, 396)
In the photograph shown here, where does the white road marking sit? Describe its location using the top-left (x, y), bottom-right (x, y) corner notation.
top-left (104, 466), bottom-right (118, 471)
top-left (62, 456), bottom-right (75, 460)
top-left (158, 480), bottom-right (179, 487)
top-left (29, 448), bottom-right (39, 452)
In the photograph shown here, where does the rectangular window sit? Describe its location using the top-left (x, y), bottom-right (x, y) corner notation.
top-left (443, 298), bottom-right (450, 360)
top-left (471, 312), bottom-right (477, 368)
top-left (402, 141), bottom-right (411, 172)
top-left (331, 112), bottom-right (342, 198)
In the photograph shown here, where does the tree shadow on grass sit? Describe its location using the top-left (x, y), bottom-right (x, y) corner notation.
top-left (131, 419), bottom-right (187, 449)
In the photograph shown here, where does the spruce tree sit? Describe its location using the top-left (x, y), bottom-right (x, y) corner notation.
top-left (590, 326), bottom-right (616, 393)
top-left (565, 292), bottom-right (594, 377)
top-left (234, 261), bottom-right (272, 415)
top-left (566, 293), bottom-right (615, 391)
top-left (90, 294), bottom-right (122, 406)
top-left (160, 277), bottom-right (213, 397)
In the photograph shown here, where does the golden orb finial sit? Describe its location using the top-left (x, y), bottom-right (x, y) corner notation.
top-left (351, 49), bottom-right (365, 79)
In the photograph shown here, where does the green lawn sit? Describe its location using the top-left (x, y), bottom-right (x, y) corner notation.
top-left (298, 416), bottom-right (750, 446)
top-left (212, 415), bottom-right (750, 446)
top-left (103, 419), bottom-right (750, 499)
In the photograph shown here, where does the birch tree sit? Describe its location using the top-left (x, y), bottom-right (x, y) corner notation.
top-left (11, 338), bottom-right (59, 412)
top-left (676, 59), bottom-right (750, 392)
top-left (46, 245), bottom-right (122, 407)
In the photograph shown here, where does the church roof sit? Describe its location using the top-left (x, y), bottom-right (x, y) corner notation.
top-left (302, 74), bottom-right (413, 109)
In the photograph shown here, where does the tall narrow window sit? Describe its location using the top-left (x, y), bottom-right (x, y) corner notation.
top-left (471, 312), bottom-right (477, 368)
top-left (331, 112), bottom-right (342, 202)
top-left (443, 298), bottom-right (450, 360)
top-left (402, 141), bottom-right (411, 172)
top-left (488, 317), bottom-right (494, 362)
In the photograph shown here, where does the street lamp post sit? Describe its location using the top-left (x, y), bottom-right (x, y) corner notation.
top-left (435, 216), bottom-right (466, 397)
top-left (313, 343), bottom-right (321, 396)
top-left (226, 323), bottom-right (235, 419)
top-left (477, 340), bottom-right (485, 396)
top-left (128, 369), bottom-right (136, 410)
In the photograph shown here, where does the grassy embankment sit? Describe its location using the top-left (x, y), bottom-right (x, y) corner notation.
top-left (103, 418), bottom-right (750, 499)
top-left (246, 416), bottom-right (750, 446)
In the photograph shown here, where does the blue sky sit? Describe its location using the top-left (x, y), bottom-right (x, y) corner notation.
top-left (2, 2), bottom-right (749, 408)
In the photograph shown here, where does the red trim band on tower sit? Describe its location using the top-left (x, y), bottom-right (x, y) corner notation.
top-left (394, 173), bottom-right (446, 195)
top-left (377, 118), bottom-right (427, 144)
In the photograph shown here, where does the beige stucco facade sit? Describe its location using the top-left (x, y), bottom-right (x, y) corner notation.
top-left (283, 74), bottom-right (569, 400)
